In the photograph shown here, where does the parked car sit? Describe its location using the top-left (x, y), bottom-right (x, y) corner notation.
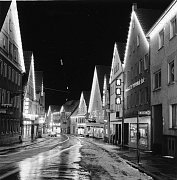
top-left (50, 131), bottom-right (57, 137)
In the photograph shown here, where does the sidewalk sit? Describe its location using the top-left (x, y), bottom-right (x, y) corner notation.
top-left (0, 134), bottom-right (48, 152)
top-left (90, 138), bottom-right (177, 180)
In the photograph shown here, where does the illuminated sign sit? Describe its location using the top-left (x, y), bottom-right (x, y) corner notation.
top-left (126, 78), bottom-right (145, 92)
top-left (138, 110), bottom-right (151, 116)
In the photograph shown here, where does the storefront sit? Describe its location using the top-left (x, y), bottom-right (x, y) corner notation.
top-left (125, 115), bottom-right (151, 150)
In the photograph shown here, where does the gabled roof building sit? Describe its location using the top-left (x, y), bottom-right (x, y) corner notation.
top-left (0, 0), bottom-right (25, 145)
top-left (108, 42), bottom-right (125, 145)
top-left (147, 0), bottom-right (177, 157)
top-left (88, 65), bottom-right (110, 138)
top-left (23, 51), bottom-right (37, 140)
top-left (123, 4), bottom-right (162, 150)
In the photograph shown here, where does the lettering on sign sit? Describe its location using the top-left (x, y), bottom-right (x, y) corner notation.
top-left (126, 78), bottom-right (145, 92)
top-left (138, 110), bottom-right (151, 116)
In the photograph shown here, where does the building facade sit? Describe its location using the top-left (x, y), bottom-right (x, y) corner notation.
top-left (88, 65), bottom-right (110, 138)
top-left (77, 91), bottom-right (90, 136)
top-left (148, 0), bottom-right (177, 157)
top-left (109, 42), bottom-right (125, 145)
top-left (0, 1), bottom-right (25, 145)
top-left (60, 100), bottom-right (79, 134)
top-left (23, 51), bottom-right (37, 140)
top-left (35, 71), bottom-right (45, 137)
top-left (123, 4), bottom-right (161, 150)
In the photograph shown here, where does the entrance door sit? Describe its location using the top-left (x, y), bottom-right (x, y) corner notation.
top-left (124, 123), bottom-right (129, 145)
top-left (118, 124), bottom-right (121, 144)
top-left (153, 104), bottom-right (163, 154)
top-left (168, 137), bottom-right (176, 157)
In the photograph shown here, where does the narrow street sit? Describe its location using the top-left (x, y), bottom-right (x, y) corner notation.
top-left (0, 135), bottom-right (153, 180)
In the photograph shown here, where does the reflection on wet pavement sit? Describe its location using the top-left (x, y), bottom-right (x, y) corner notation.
top-left (3, 138), bottom-right (90, 180)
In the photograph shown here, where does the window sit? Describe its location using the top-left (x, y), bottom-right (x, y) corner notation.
top-left (8, 66), bottom-right (11, 80)
top-left (0, 60), bottom-right (3, 75)
top-left (15, 71), bottom-right (18, 84)
top-left (154, 70), bottom-right (161, 90)
top-left (13, 45), bottom-right (18, 61)
top-left (144, 87), bottom-right (148, 103)
top-left (7, 91), bottom-right (10, 104)
top-left (12, 69), bottom-right (14, 82)
top-left (139, 89), bottom-right (142, 105)
top-left (170, 104), bottom-right (177, 128)
top-left (0, 88), bottom-right (1, 104)
top-left (139, 59), bottom-right (143, 74)
top-left (144, 54), bottom-right (149, 70)
top-left (18, 74), bottom-right (21, 86)
top-left (3, 63), bottom-right (7, 77)
top-left (9, 41), bottom-right (13, 58)
top-left (137, 35), bottom-right (140, 47)
top-left (170, 16), bottom-right (177, 39)
top-left (3, 34), bottom-right (8, 51)
top-left (168, 60), bottom-right (174, 83)
top-left (2, 89), bottom-right (6, 104)
top-left (159, 30), bottom-right (164, 49)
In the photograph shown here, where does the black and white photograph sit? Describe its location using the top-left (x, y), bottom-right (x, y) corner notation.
top-left (0, 0), bottom-right (177, 179)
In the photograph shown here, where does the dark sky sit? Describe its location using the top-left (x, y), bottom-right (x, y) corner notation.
top-left (16, 0), bottom-right (172, 109)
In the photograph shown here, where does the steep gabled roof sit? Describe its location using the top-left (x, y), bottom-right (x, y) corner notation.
top-left (83, 91), bottom-right (90, 107)
top-left (35, 71), bottom-right (43, 92)
top-left (96, 65), bottom-right (111, 97)
top-left (63, 100), bottom-right (80, 113)
top-left (70, 104), bottom-right (79, 117)
top-left (50, 105), bottom-right (61, 113)
top-left (136, 8), bottom-right (163, 34)
top-left (116, 42), bottom-right (126, 64)
top-left (124, 4), bottom-right (163, 67)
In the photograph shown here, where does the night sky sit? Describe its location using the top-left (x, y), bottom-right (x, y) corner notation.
top-left (16, 0), bottom-right (172, 109)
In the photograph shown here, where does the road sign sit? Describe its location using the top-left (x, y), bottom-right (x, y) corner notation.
top-left (138, 110), bottom-right (151, 116)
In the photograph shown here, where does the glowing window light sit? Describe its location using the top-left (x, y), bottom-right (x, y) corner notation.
top-left (115, 97), bottom-right (121, 105)
top-left (123, 11), bottom-right (149, 70)
top-left (116, 88), bottom-right (121, 95)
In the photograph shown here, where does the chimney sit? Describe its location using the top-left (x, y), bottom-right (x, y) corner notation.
top-left (132, 3), bottom-right (137, 11)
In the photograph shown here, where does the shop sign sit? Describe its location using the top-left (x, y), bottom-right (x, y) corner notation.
top-left (138, 110), bottom-right (151, 116)
top-left (126, 78), bottom-right (145, 92)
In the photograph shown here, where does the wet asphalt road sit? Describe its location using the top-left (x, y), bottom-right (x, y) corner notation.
top-left (0, 135), bottom-right (90, 180)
